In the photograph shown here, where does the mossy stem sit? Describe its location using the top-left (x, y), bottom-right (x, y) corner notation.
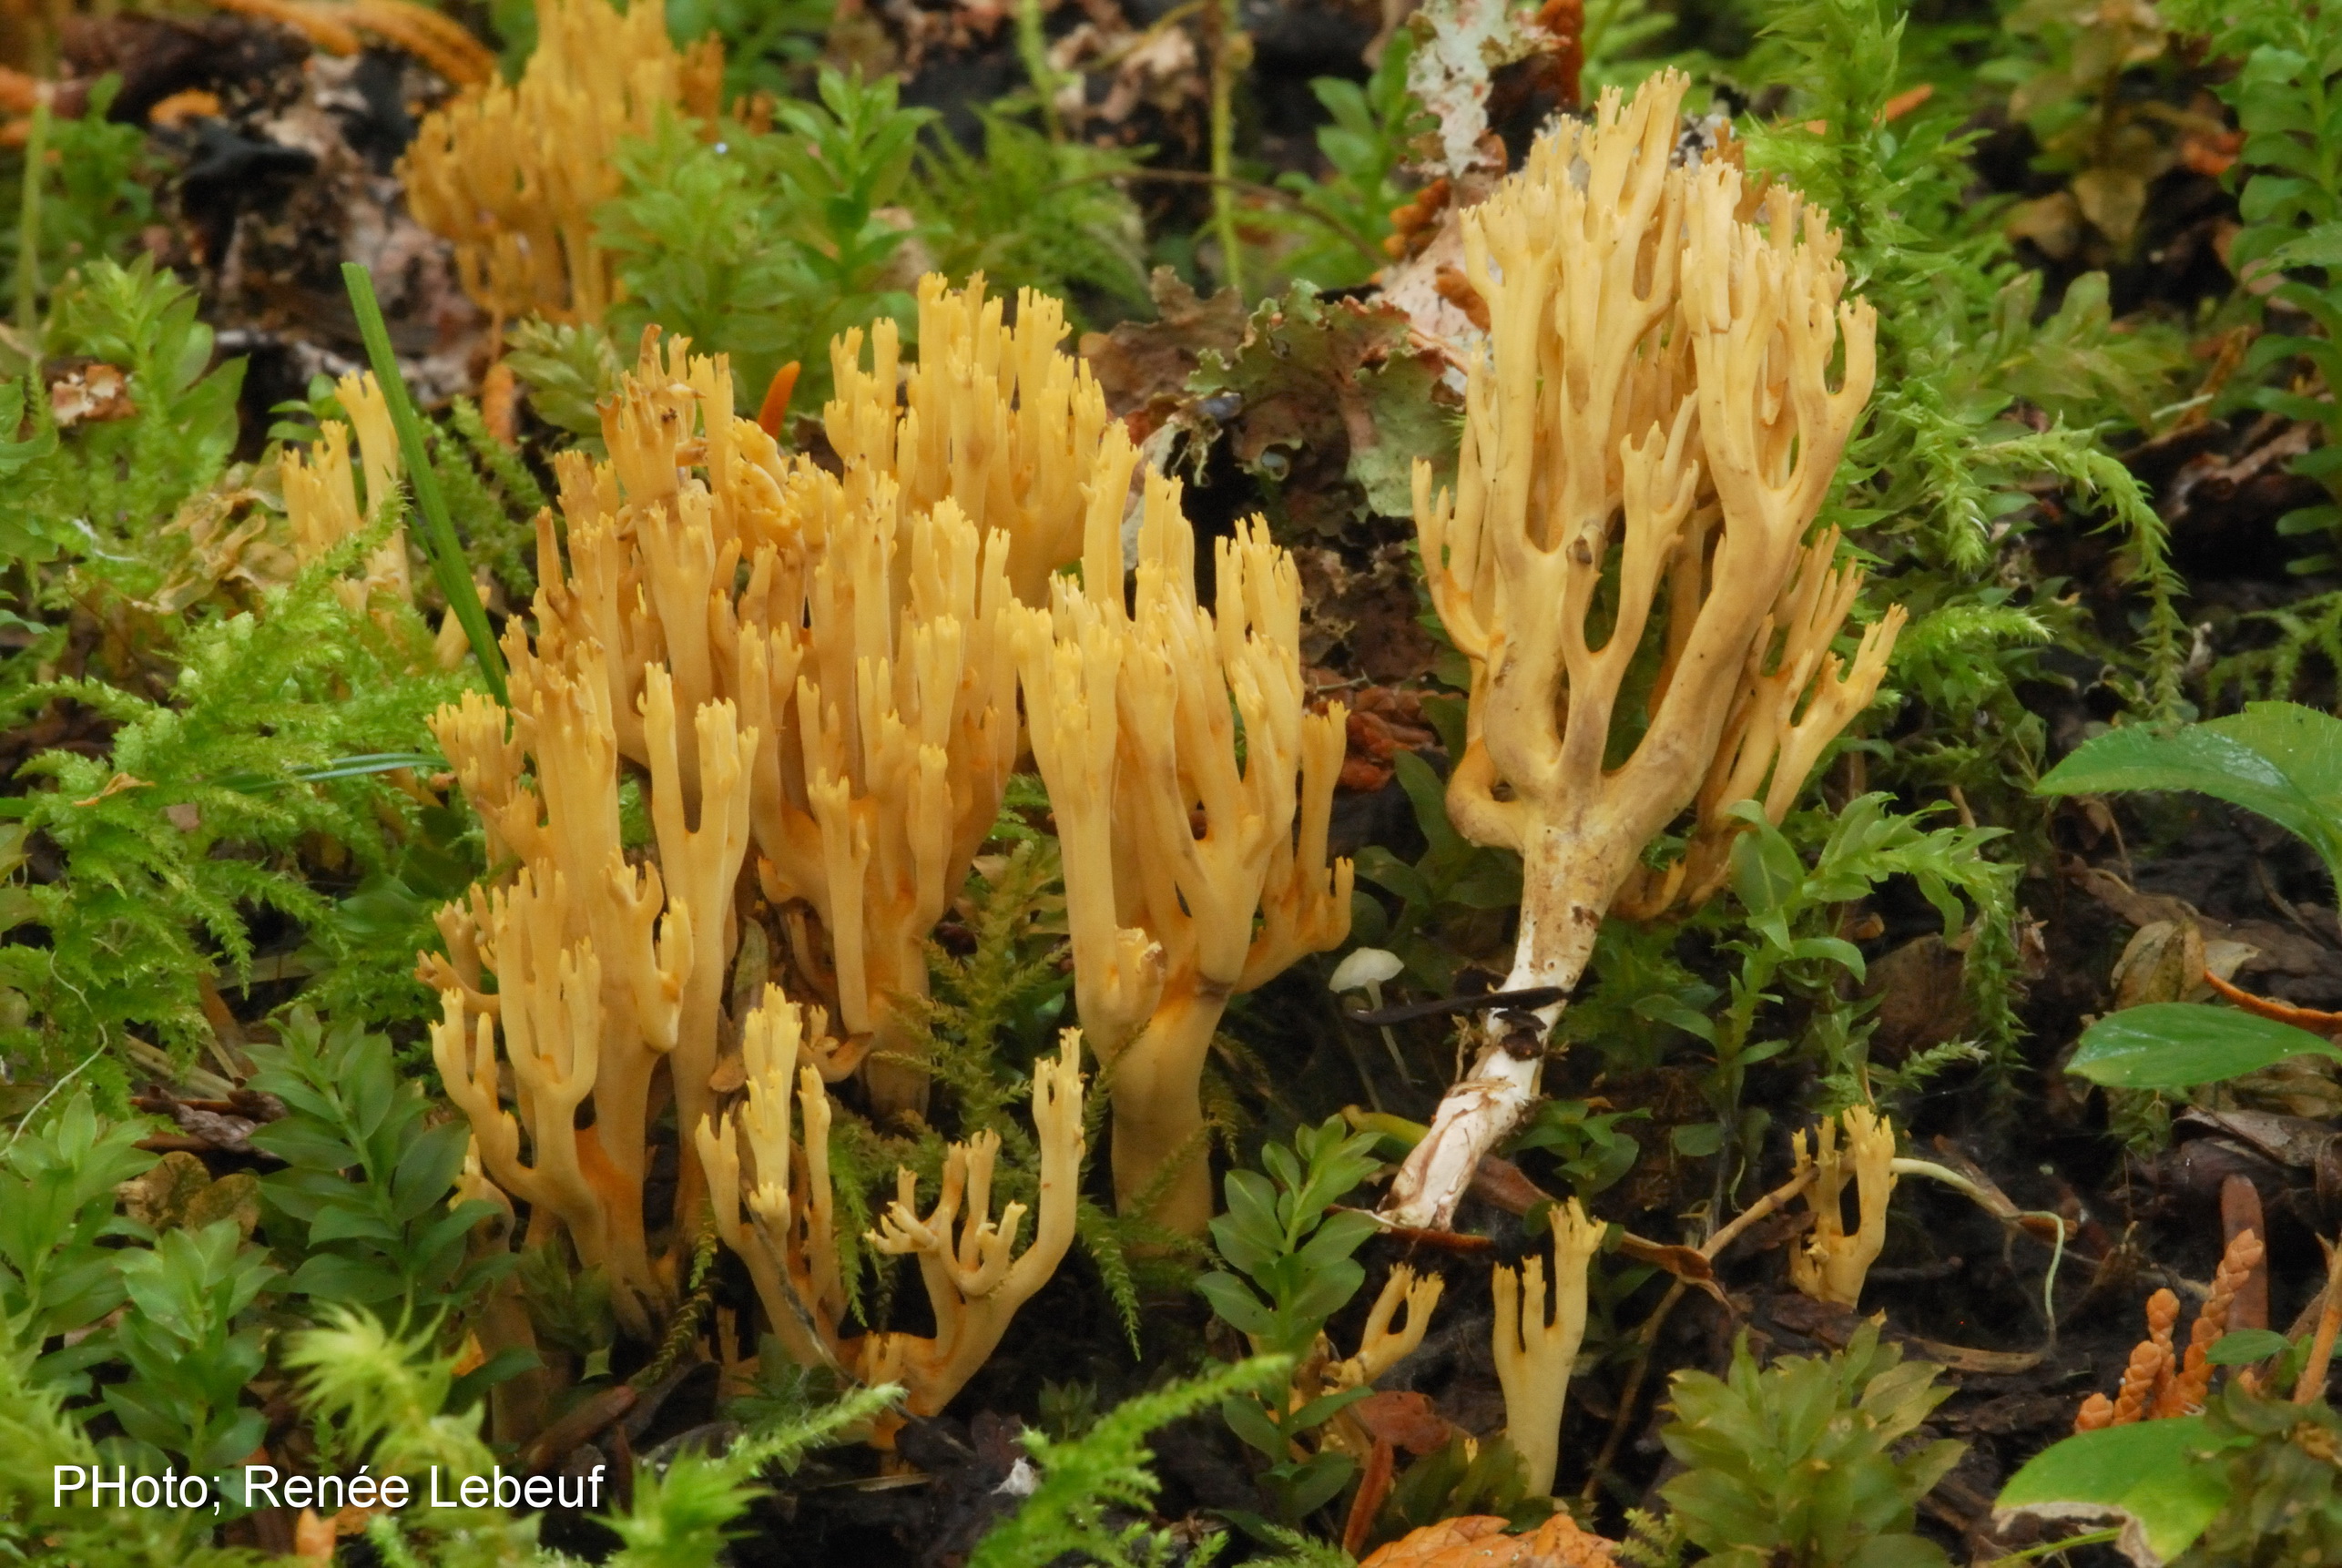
top-left (1204, 0), bottom-right (1246, 297)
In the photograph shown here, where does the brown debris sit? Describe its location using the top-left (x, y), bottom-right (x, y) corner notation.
top-left (1078, 269), bottom-right (1247, 424)
top-left (1383, 176), bottom-right (1450, 262)
top-left (1334, 685), bottom-right (1437, 791)
top-left (47, 361), bottom-right (135, 427)
top-left (1360, 1512), bottom-right (1620, 1568)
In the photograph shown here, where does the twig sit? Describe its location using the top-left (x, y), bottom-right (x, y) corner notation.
top-left (1702, 1166), bottom-right (1818, 1260)
top-left (2293, 1234), bottom-right (2342, 1402)
top-left (1579, 1167), bottom-right (1818, 1502)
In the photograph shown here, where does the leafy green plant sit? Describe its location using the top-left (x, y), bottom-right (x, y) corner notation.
top-left (2040, 700), bottom-right (2342, 889)
top-left (1349, 748), bottom-right (1522, 993)
top-left (1658, 1322), bottom-right (1964, 1568)
top-left (916, 109), bottom-right (1150, 318)
top-left (2177, 0), bottom-right (2342, 550)
top-left (0, 1089), bottom-right (157, 1392)
top-left (970, 1356), bottom-right (1286, 1568)
top-left (2179, 1381), bottom-right (2342, 1566)
top-left (0, 77), bottom-right (159, 316)
top-left (1746, 0), bottom-right (2188, 724)
top-left (1652, 796), bottom-right (2011, 1172)
top-left (1998, 1414), bottom-right (2235, 1563)
top-left (2159, 0), bottom-right (2342, 694)
top-left (1999, 1350), bottom-right (2342, 1568)
top-left (304, 1301), bottom-right (893, 1568)
top-left (246, 1007), bottom-right (514, 1322)
top-left (1502, 1098), bottom-right (1646, 1199)
top-left (2068, 1002), bottom-right (2342, 1090)
top-left (0, 258), bottom-right (242, 585)
top-left (1196, 1117), bottom-right (1384, 1522)
top-left (1261, 33), bottom-right (1431, 290)
top-left (666, 0), bottom-right (836, 100)
top-left (2039, 702), bottom-right (2342, 1088)
top-left (286, 1307), bottom-right (545, 1566)
top-left (99, 1219), bottom-right (278, 1474)
top-left (503, 317), bottom-right (623, 443)
top-left (602, 69), bottom-right (933, 408)
top-left (0, 1306), bottom-right (264, 1568)
top-left (0, 538), bottom-right (463, 1072)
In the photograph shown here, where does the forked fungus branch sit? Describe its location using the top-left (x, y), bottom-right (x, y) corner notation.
top-left (1013, 429), bottom-right (1353, 1235)
top-left (695, 990), bottom-right (1087, 1439)
top-left (1384, 71), bottom-right (1903, 1230)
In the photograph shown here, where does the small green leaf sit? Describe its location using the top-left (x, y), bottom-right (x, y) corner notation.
top-left (1219, 1394), bottom-right (1289, 1461)
top-left (2206, 1329), bottom-right (2293, 1367)
top-left (1730, 814), bottom-right (1806, 914)
top-left (2068, 1003), bottom-right (2342, 1090)
top-left (1672, 1121), bottom-right (1726, 1157)
top-left (2036, 704), bottom-right (2342, 892)
top-left (1995, 1418), bottom-right (2238, 1563)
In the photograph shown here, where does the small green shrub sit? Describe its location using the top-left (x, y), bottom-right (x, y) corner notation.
top-left (1658, 1323), bottom-right (1964, 1568)
top-left (602, 69), bottom-right (933, 408)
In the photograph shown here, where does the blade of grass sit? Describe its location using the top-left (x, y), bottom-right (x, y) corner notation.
top-left (14, 83), bottom-right (48, 363)
top-left (339, 260), bottom-right (509, 705)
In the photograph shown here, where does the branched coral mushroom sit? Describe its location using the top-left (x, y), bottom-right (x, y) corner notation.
top-left (695, 988), bottom-right (1086, 1441)
top-left (280, 370), bottom-right (412, 615)
top-left (427, 651), bottom-right (754, 1336)
top-left (512, 276), bottom-right (1103, 1112)
top-left (1787, 1105), bottom-right (1898, 1308)
top-left (1013, 431), bottom-right (1353, 1233)
top-left (400, 0), bottom-right (722, 324)
top-left (425, 276), bottom-right (1109, 1332)
top-left (1492, 1198), bottom-right (1605, 1496)
top-left (1385, 71), bottom-right (1902, 1230)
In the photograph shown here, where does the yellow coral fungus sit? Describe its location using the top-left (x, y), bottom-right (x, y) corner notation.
top-left (1384, 70), bottom-right (1899, 1230)
top-left (696, 1003), bottom-right (1088, 1440)
top-left (517, 283), bottom-right (1102, 1113)
top-left (1492, 1198), bottom-right (1606, 1497)
top-left (400, 0), bottom-right (721, 324)
top-left (281, 371), bottom-right (412, 616)
top-left (1787, 1105), bottom-right (1899, 1308)
top-left (1013, 429), bottom-right (1353, 1233)
top-left (427, 644), bottom-right (754, 1335)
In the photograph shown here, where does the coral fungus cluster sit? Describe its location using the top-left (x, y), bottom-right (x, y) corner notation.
top-left (1386, 71), bottom-right (1904, 1229)
top-left (401, 0), bottom-right (722, 323)
top-left (420, 270), bottom-right (1351, 1410)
